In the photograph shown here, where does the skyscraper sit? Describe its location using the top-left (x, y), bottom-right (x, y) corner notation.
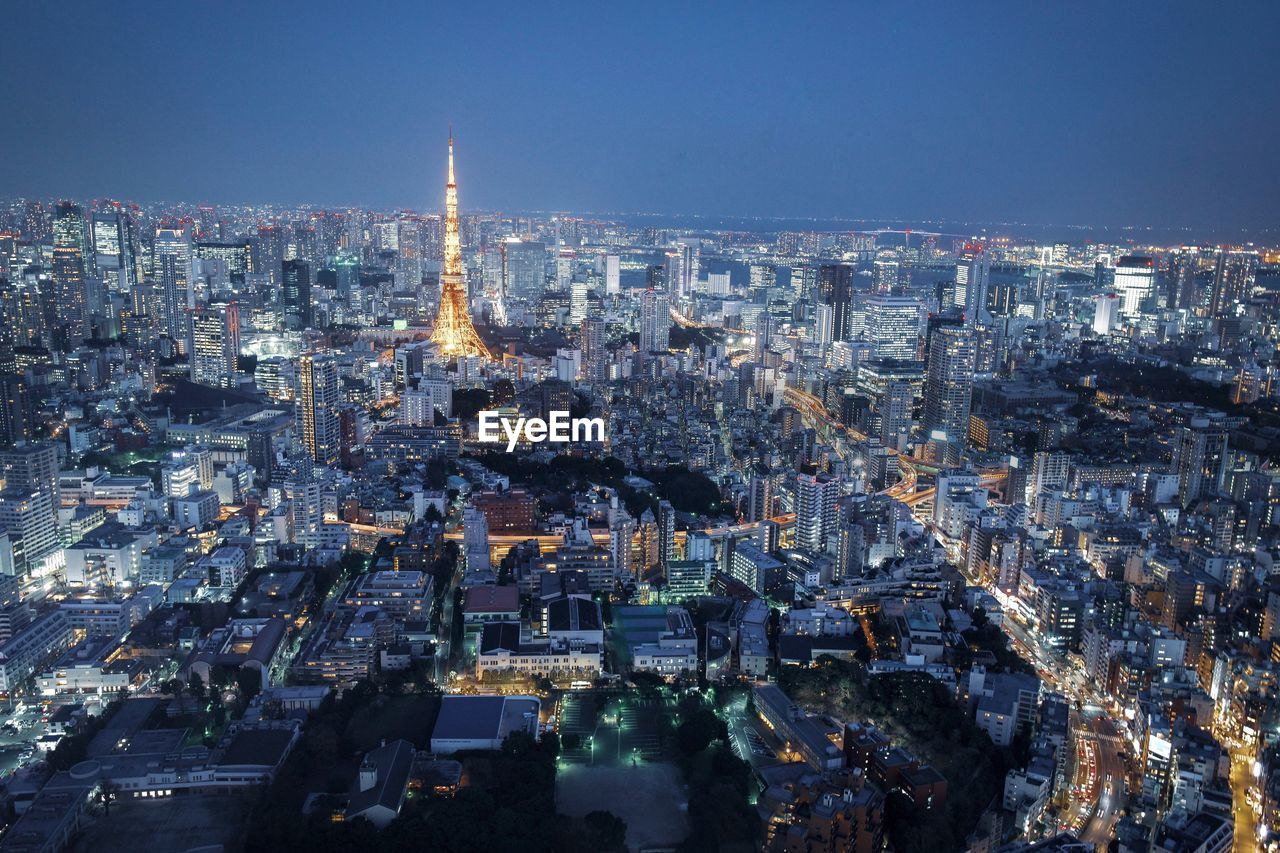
top-left (867, 295), bottom-right (922, 361)
top-left (189, 301), bottom-right (240, 387)
top-left (52, 203), bottom-right (88, 344)
top-left (429, 134), bottom-right (490, 359)
top-left (298, 353), bottom-right (340, 466)
top-left (154, 224), bottom-right (194, 341)
top-left (795, 472), bottom-right (837, 554)
top-left (957, 250), bottom-right (991, 326)
top-left (923, 325), bottom-right (976, 462)
top-left (1114, 255), bottom-right (1155, 318)
top-left (1209, 250), bottom-right (1259, 317)
top-left (91, 208), bottom-right (137, 292)
top-left (282, 259), bottom-right (312, 329)
top-left (502, 237), bottom-right (546, 301)
top-left (639, 289), bottom-right (670, 353)
top-left (605, 254), bottom-right (620, 296)
top-left (581, 316), bottom-right (607, 384)
top-left (0, 375), bottom-right (32, 448)
top-left (1172, 417), bottom-right (1229, 509)
top-left (1092, 293), bottom-right (1120, 335)
top-left (817, 264), bottom-right (854, 342)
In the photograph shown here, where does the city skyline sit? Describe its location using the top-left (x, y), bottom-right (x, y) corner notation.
top-left (3, 2), bottom-right (1280, 235)
top-left (1, 5), bottom-right (1279, 853)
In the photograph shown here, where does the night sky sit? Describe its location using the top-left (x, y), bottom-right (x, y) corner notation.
top-left (3, 1), bottom-right (1278, 233)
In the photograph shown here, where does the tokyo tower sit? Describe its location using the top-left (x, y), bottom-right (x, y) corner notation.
top-left (428, 132), bottom-right (491, 359)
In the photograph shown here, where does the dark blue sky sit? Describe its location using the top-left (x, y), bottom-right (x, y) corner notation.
top-left (3, 1), bottom-right (1278, 234)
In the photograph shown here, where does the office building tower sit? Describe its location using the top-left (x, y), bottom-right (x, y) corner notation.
top-left (502, 237), bottom-right (546, 301)
top-left (0, 376), bottom-right (32, 448)
top-left (154, 224), bottom-right (194, 340)
top-left (1165, 248), bottom-right (1203, 311)
top-left (1114, 255), bottom-right (1155, 318)
top-left (282, 259), bottom-right (312, 330)
top-left (639, 289), bottom-right (670, 353)
top-left (1172, 417), bottom-right (1229, 509)
top-left (867, 296), bottom-right (921, 360)
top-left (873, 256), bottom-right (900, 293)
top-left (957, 250), bottom-right (991, 326)
top-left (922, 325), bottom-right (976, 462)
top-left (189, 301), bottom-right (240, 388)
top-left (581, 316), bottom-right (607, 384)
top-left (879, 380), bottom-right (914, 450)
top-left (667, 239), bottom-right (698, 299)
top-left (605, 254), bottom-right (620, 296)
top-left (53, 202), bottom-right (90, 261)
top-left (334, 252), bottom-right (361, 306)
top-left (298, 353), bottom-right (341, 466)
top-left (91, 209), bottom-right (136, 291)
top-left (753, 311), bottom-right (773, 361)
top-left (817, 264), bottom-right (854, 341)
top-left (1210, 250), bottom-right (1259, 317)
top-left (795, 472), bottom-right (838, 554)
top-left (1092, 293), bottom-right (1120, 335)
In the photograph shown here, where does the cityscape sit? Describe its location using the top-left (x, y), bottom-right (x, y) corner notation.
top-left (0, 4), bottom-right (1279, 853)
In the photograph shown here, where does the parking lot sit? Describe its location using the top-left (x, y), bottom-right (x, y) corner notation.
top-left (555, 691), bottom-right (675, 766)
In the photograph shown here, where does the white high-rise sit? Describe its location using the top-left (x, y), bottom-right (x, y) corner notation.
top-left (867, 296), bottom-right (922, 361)
top-left (1114, 256), bottom-right (1155, 318)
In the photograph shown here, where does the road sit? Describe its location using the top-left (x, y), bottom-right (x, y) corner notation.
top-left (1230, 750), bottom-right (1261, 853)
top-left (1080, 714), bottom-right (1126, 847)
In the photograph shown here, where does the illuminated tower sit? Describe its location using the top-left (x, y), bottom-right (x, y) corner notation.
top-left (428, 133), bottom-right (490, 359)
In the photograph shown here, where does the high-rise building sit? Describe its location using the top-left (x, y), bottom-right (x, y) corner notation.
top-left (795, 472), bottom-right (838, 554)
top-left (91, 208), bottom-right (136, 292)
top-left (1092, 293), bottom-right (1120, 335)
top-left (867, 296), bottom-right (921, 360)
top-left (1166, 248), bottom-right (1204, 311)
top-left (429, 135), bottom-right (489, 358)
top-left (922, 325), bottom-right (976, 462)
top-left (817, 264), bottom-right (854, 342)
top-left (581, 316), bottom-right (607, 384)
top-left (667, 239), bottom-right (699, 299)
top-left (282, 259), bottom-right (312, 329)
top-left (1210, 250), bottom-right (1259, 317)
top-left (657, 499), bottom-right (676, 576)
top-left (639, 289), bottom-right (670, 353)
top-left (298, 353), bottom-right (341, 466)
top-left (604, 254), bottom-right (620, 296)
top-left (189, 301), bottom-right (240, 387)
top-left (878, 380), bottom-right (914, 450)
top-left (752, 311), bottom-right (774, 361)
top-left (1114, 256), bottom-right (1155, 318)
top-left (154, 224), bottom-right (194, 340)
top-left (0, 489), bottom-right (57, 578)
top-left (52, 203), bottom-right (88, 344)
top-left (746, 467), bottom-right (774, 523)
top-left (0, 376), bottom-right (32, 448)
top-left (956, 250), bottom-right (990, 326)
top-left (502, 237), bottom-right (546, 301)
top-left (1172, 417), bottom-right (1229, 509)
top-left (0, 442), bottom-right (59, 525)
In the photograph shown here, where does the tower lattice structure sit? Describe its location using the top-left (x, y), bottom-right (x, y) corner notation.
top-left (429, 133), bottom-right (491, 359)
